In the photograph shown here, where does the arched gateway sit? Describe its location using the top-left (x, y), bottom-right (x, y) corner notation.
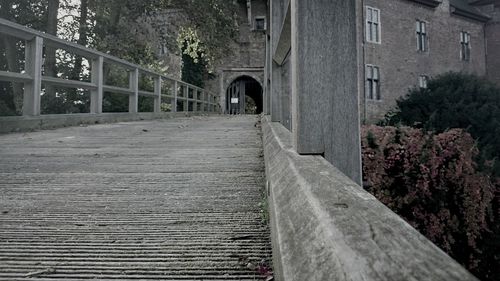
top-left (225, 76), bottom-right (263, 115)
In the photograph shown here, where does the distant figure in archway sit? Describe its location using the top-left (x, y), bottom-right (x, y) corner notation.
top-left (226, 76), bottom-right (263, 115)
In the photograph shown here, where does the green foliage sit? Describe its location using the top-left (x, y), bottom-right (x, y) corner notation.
top-left (180, 40), bottom-right (206, 87)
top-left (384, 72), bottom-right (500, 176)
top-left (160, 102), bottom-right (172, 112)
top-left (378, 72), bottom-right (500, 280)
top-left (366, 131), bottom-right (378, 149)
top-left (1, 0), bottom-right (238, 116)
top-left (362, 125), bottom-right (498, 280)
top-left (102, 92), bottom-right (128, 113)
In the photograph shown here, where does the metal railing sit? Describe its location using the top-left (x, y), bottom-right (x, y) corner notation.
top-left (0, 18), bottom-right (219, 116)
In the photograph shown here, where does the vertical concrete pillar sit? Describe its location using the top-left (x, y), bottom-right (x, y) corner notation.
top-left (290, 0), bottom-right (361, 183)
top-left (90, 56), bottom-right (103, 114)
top-left (23, 36), bottom-right (43, 116)
top-left (153, 75), bottom-right (161, 113)
top-left (129, 68), bottom-right (139, 113)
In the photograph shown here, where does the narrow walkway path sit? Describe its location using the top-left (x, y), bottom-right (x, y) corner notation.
top-left (0, 116), bottom-right (271, 280)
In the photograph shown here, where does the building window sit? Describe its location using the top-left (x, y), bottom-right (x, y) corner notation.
top-left (416, 20), bottom-right (427, 52)
top-left (460, 31), bottom-right (471, 61)
top-left (419, 75), bottom-right (429, 89)
top-left (159, 43), bottom-right (167, 56)
top-left (366, 7), bottom-right (381, 43)
top-left (366, 65), bottom-right (381, 100)
top-left (255, 17), bottom-right (266, 31)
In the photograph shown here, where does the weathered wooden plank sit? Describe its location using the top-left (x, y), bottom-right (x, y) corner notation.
top-left (102, 85), bottom-right (134, 95)
top-left (153, 76), bottom-right (161, 113)
top-left (23, 36), bottom-right (43, 116)
top-left (90, 56), bottom-right (104, 114)
top-left (0, 116), bottom-right (270, 281)
top-left (129, 68), bottom-right (139, 113)
top-left (41, 76), bottom-right (97, 90)
top-left (272, 4), bottom-right (291, 65)
top-left (0, 71), bottom-right (31, 83)
top-left (290, 0), bottom-right (361, 183)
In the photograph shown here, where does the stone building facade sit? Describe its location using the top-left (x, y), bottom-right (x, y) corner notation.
top-left (358, 0), bottom-right (499, 122)
top-left (204, 0), bottom-right (267, 114)
top-left (203, 0), bottom-right (498, 118)
top-left (479, 1), bottom-right (500, 85)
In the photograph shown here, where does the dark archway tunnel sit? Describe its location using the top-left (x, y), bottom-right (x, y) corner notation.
top-left (226, 76), bottom-right (263, 115)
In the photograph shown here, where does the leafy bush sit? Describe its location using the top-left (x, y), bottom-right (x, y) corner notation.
top-left (382, 72), bottom-right (500, 176)
top-left (361, 125), bottom-right (498, 280)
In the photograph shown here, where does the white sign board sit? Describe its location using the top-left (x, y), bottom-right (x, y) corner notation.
top-left (231, 98), bottom-right (239, 104)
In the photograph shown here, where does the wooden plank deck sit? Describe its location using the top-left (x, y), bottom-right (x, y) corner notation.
top-left (0, 115), bottom-right (271, 280)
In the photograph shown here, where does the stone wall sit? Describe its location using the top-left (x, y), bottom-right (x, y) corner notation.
top-left (150, 9), bottom-right (186, 80)
top-left (205, 0), bottom-right (267, 110)
top-left (483, 4), bottom-right (500, 85)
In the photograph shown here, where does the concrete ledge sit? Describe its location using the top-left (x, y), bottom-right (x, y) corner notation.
top-left (0, 112), bottom-right (219, 134)
top-left (261, 116), bottom-right (477, 281)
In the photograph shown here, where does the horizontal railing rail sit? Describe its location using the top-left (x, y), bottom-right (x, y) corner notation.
top-left (0, 18), bottom-right (220, 116)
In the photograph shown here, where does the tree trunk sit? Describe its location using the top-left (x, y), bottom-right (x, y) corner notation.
top-left (72, 0), bottom-right (89, 80)
top-left (43, 0), bottom-right (60, 113)
top-left (0, 0), bottom-right (23, 114)
top-left (45, 0), bottom-right (59, 74)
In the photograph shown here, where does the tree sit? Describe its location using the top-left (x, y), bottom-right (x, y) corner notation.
top-left (377, 72), bottom-right (500, 280)
top-left (71, 0), bottom-right (88, 80)
top-left (383, 72), bottom-right (500, 176)
top-left (1, 0), bottom-right (239, 116)
top-left (40, 0), bottom-right (61, 114)
top-left (0, 0), bottom-right (49, 115)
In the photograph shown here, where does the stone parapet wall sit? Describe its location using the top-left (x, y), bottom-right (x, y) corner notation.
top-left (262, 115), bottom-right (478, 281)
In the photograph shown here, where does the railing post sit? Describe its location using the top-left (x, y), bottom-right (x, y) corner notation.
top-left (290, 0), bottom-right (361, 184)
top-left (154, 75), bottom-right (161, 113)
top-left (172, 80), bottom-right (178, 113)
top-left (90, 56), bottom-right (103, 114)
top-left (208, 94), bottom-right (211, 112)
top-left (23, 36), bottom-right (43, 116)
top-left (202, 91), bottom-right (206, 112)
top-left (129, 68), bottom-right (139, 113)
top-left (183, 85), bottom-right (188, 112)
top-left (193, 89), bottom-right (197, 112)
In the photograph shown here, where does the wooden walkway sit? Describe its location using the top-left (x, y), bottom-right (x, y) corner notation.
top-left (0, 116), bottom-right (271, 280)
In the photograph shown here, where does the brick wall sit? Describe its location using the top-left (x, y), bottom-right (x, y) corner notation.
top-left (484, 4), bottom-right (500, 85)
top-left (359, 0), bottom-right (487, 122)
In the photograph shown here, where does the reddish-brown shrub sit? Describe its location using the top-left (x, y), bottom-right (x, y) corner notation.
top-left (361, 125), bottom-right (495, 276)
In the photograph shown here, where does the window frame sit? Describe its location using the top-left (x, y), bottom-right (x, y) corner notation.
top-left (366, 64), bottom-right (381, 101)
top-left (365, 6), bottom-right (381, 44)
top-left (416, 19), bottom-right (428, 52)
top-left (418, 75), bottom-right (429, 89)
top-left (254, 16), bottom-right (267, 31)
top-left (460, 31), bottom-right (471, 61)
